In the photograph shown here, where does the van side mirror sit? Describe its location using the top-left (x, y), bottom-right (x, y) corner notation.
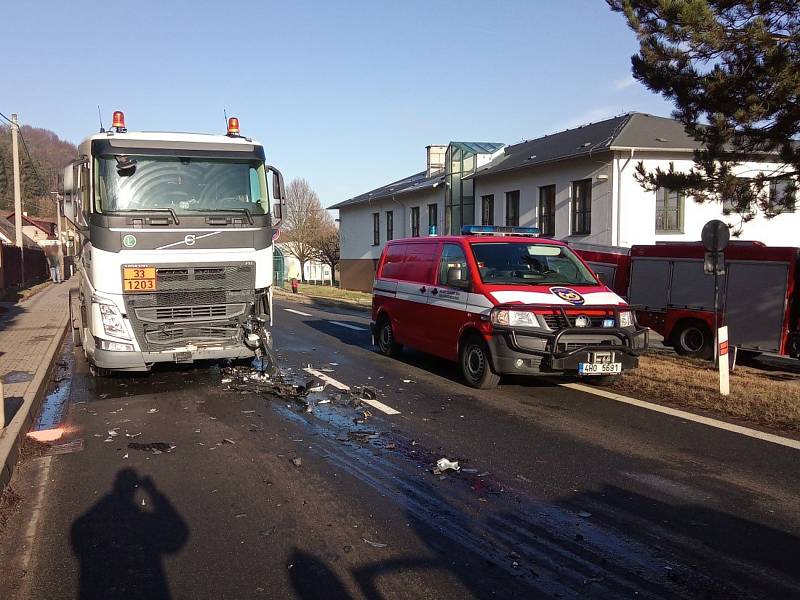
top-left (447, 266), bottom-right (470, 290)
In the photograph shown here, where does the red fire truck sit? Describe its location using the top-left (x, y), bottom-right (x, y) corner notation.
top-left (574, 242), bottom-right (800, 361)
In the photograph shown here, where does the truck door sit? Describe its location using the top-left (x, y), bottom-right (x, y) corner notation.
top-left (427, 243), bottom-right (470, 360)
top-left (725, 261), bottom-right (789, 352)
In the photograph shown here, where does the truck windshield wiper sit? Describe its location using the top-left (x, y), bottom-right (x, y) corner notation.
top-left (110, 208), bottom-right (180, 225)
top-left (190, 208), bottom-right (254, 225)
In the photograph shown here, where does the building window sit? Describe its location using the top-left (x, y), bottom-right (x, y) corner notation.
top-left (538, 185), bottom-right (556, 237)
top-left (386, 210), bottom-right (394, 241)
top-left (481, 195), bottom-right (494, 226)
top-left (411, 206), bottom-right (420, 237)
top-left (505, 191), bottom-right (520, 226)
top-left (372, 212), bottom-right (380, 246)
top-left (656, 188), bottom-right (684, 233)
top-left (571, 179), bottom-right (591, 235)
top-left (768, 178), bottom-right (797, 214)
top-left (428, 203), bottom-right (438, 235)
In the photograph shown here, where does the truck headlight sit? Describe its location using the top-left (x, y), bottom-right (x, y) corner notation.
top-left (98, 302), bottom-right (131, 340)
top-left (619, 310), bottom-right (633, 328)
top-left (491, 309), bottom-right (540, 327)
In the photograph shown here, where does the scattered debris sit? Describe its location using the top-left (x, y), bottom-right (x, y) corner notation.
top-left (222, 438), bottom-right (236, 445)
top-left (361, 387), bottom-right (377, 400)
top-left (578, 511), bottom-right (593, 519)
top-left (128, 442), bottom-right (173, 453)
top-left (221, 378), bottom-right (232, 384)
top-left (291, 457), bottom-right (303, 467)
top-left (363, 538), bottom-right (387, 548)
top-left (432, 458), bottom-right (461, 475)
top-left (516, 474), bottom-right (532, 483)
top-left (122, 453), bottom-right (129, 460)
top-left (108, 429), bottom-right (119, 437)
top-left (126, 432), bottom-right (142, 439)
top-left (402, 379), bottom-right (414, 384)
top-left (308, 385), bottom-right (325, 393)
top-left (318, 398), bottom-right (331, 405)
top-left (235, 513), bottom-right (247, 518)
top-left (148, 408), bottom-right (159, 414)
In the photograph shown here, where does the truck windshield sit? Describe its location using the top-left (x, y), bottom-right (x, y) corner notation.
top-left (95, 156), bottom-right (269, 215)
top-left (470, 242), bottom-right (599, 285)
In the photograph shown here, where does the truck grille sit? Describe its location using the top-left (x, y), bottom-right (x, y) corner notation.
top-left (122, 261), bottom-right (256, 352)
top-left (134, 303), bottom-right (246, 323)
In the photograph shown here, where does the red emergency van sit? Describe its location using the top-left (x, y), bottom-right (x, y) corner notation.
top-left (371, 226), bottom-right (649, 388)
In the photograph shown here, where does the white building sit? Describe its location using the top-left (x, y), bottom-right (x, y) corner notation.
top-left (331, 113), bottom-right (798, 291)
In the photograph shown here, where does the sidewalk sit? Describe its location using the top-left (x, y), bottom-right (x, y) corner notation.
top-left (0, 279), bottom-right (74, 488)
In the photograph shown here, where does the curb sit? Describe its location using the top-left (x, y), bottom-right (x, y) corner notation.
top-left (274, 289), bottom-right (371, 313)
top-left (0, 309), bottom-right (69, 490)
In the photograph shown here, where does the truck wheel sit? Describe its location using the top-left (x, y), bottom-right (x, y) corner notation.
top-left (673, 320), bottom-right (713, 360)
top-left (376, 317), bottom-right (402, 358)
top-left (460, 335), bottom-right (500, 389)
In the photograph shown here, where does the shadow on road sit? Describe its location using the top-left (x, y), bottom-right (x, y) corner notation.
top-left (70, 468), bottom-right (189, 600)
top-left (288, 548), bottom-right (353, 600)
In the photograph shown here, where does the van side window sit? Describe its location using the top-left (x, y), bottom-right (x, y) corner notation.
top-left (379, 244), bottom-right (407, 279)
top-left (438, 244), bottom-right (469, 287)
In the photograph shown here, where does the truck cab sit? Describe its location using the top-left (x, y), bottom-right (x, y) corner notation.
top-left (63, 112), bottom-right (285, 373)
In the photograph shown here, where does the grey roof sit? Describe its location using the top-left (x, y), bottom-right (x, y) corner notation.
top-left (329, 170), bottom-right (444, 210)
top-left (470, 112), bottom-right (702, 179)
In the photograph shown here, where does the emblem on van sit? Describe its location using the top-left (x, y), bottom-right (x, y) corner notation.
top-left (550, 287), bottom-right (585, 306)
top-left (122, 234), bottom-right (137, 248)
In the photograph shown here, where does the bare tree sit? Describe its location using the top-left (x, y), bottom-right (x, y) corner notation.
top-left (283, 178), bottom-right (325, 282)
top-left (312, 213), bottom-right (340, 285)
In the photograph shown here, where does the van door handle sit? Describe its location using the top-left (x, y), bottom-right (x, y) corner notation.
top-left (419, 286), bottom-right (427, 293)
top-left (431, 288), bottom-right (438, 296)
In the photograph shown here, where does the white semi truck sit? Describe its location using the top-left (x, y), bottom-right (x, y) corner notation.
top-left (62, 111), bottom-right (286, 373)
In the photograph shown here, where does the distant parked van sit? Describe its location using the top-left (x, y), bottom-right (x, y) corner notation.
top-left (371, 226), bottom-right (648, 388)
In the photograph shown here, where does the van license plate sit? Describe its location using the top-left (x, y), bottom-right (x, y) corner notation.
top-left (579, 362), bottom-right (622, 375)
top-left (123, 267), bottom-right (156, 292)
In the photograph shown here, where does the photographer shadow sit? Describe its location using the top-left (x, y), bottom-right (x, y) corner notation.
top-left (70, 468), bottom-right (189, 600)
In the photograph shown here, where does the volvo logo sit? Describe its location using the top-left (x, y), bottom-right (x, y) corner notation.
top-left (184, 234), bottom-right (196, 246)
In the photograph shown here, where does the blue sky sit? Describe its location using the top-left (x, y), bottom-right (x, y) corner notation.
top-left (1, 0), bottom-right (673, 208)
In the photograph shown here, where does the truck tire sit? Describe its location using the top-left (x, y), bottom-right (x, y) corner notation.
top-left (460, 334), bottom-right (500, 389)
top-left (673, 320), bottom-right (713, 360)
top-left (376, 317), bottom-right (403, 358)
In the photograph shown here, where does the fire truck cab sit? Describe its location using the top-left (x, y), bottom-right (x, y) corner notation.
top-left (371, 226), bottom-right (648, 388)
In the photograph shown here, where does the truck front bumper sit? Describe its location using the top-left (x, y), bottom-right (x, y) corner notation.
top-left (92, 345), bottom-right (257, 372)
top-left (486, 325), bottom-right (649, 377)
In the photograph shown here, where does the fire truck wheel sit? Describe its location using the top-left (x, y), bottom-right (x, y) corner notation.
top-left (673, 320), bottom-right (713, 360)
top-left (460, 335), bottom-right (500, 389)
top-left (376, 317), bottom-right (403, 358)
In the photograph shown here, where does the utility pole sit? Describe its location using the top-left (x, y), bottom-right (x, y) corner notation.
top-left (11, 113), bottom-right (23, 248)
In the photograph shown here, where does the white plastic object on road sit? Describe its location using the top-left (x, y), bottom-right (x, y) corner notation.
top-left (433, 458), bottom-right (461, 474)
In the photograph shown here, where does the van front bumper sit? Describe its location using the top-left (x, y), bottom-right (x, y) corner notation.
top-left (486, 325), bottom-right (649, 376)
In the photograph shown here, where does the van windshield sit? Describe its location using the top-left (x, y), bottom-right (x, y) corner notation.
top-left (470, 242), bottom-right (599, 286)
top-left (95, 155), bottom-right (269, 215)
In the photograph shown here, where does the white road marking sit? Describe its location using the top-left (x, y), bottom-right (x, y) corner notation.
top-left (302, 368), bottom-right (401, 415)
top-left (328, 320), bottom-right (367, 331)
top-left (361, 398), bottom-right (401, 415)
top-left (284, 308), bottom-right (312, 317)
top-left (303, 368), bottom-right (351, 391)
top-left (560, 382), bottom-right (800, 451)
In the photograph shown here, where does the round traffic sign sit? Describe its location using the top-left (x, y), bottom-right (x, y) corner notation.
top-left (701, 220), bottom-right (730, 252)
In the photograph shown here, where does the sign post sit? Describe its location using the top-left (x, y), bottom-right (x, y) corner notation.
top-left (702, 219), bottom-right (731, 395)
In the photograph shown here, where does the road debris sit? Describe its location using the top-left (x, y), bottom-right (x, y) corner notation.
top-left (291, 457), bottom-right (303, 467)
top-left (108, 429), bottom-right (119, 437)
top-left (362, 538), bottom-right (388, 548)
top-left (128, 441), bottom-right (173, 453)
top-left (148, 408), bottom-right (159, 414)
top-left (126, 432), bottom-right (142, 439)
top-left (433, 458), bottom-right (461, 474)
top-left (578, 511), bottom-right (593, 519)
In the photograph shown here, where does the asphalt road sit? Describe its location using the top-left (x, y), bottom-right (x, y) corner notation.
top-left (1, 297), bottom-right (799, 599)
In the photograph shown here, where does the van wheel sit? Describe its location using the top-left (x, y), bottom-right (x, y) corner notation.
top-left (673, 320), bottom-right (713, 360)
top-left (460, 335), bottom-right (500, 389)
top-left (376, 317), bottom-right (402, 358)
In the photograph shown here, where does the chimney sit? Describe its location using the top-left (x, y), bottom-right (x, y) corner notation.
top-left (426, 145), bottom-right (447, 178)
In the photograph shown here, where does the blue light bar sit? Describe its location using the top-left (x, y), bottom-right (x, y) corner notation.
top-left (461, 225), bottom-right (541, 237)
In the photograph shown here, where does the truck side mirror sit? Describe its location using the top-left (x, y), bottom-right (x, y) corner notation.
top-left (267, 165), bottom-right (286, 201)
top-left (272, 202), bottom-right (283, 220)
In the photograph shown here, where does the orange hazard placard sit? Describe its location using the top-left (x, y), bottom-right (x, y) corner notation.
top-left (123, 267), bottom-right (156, 292)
